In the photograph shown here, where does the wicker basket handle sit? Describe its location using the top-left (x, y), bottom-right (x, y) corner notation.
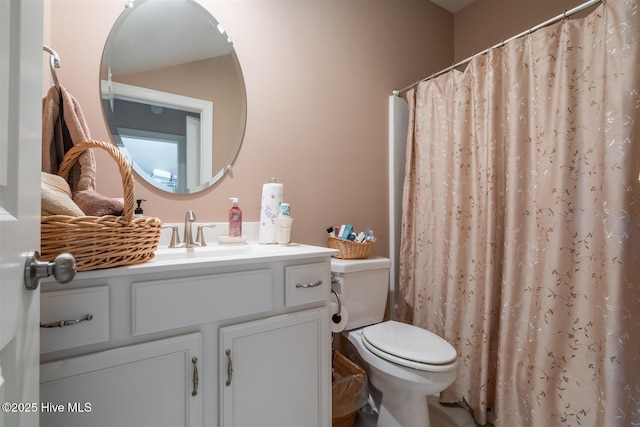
top-left (57, 140), bottom-right (135, 223)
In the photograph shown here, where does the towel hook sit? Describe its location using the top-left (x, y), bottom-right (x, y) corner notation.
top-left (43, 45), bottom-right (61, 92)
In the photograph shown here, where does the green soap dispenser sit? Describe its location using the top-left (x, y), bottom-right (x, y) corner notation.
top-left (228, 198), bottom-right (242, 237)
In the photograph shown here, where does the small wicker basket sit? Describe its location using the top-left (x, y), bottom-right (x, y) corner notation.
top-left (332, 350), bottom-right (367, 427)
top-left (327, 235), bottom-right (376, 259)
top-left (41, 140), bottom-right (162, 271)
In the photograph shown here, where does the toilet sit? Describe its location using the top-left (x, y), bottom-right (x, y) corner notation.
top-left (331, 257), bottom-right (457, 427)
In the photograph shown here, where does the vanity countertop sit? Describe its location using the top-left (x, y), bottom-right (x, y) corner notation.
top-left (65, 242), bottom-right (339, 281)
top-left (43, 222), bottom-right (338, 281)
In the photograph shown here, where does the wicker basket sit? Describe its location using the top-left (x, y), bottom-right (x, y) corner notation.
top-left (328, 235), bottom-right (376, 259)
top-left (41, 140), bottom-right (162, 271)
top-left (332, 350), bottom-right (367, 427)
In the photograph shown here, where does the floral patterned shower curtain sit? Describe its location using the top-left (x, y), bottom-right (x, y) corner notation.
top-left (398, 1), bottom-right (640, 425)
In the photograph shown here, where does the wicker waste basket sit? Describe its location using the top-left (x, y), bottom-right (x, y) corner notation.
top-left (332, 350), bottom-right (368, 427)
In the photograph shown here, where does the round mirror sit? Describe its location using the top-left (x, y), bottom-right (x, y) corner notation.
top-left (100, 0), bottom-right (246, 194)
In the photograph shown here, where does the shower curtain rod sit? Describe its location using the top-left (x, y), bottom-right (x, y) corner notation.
top-left (393, 0), bottom-right (603, 96)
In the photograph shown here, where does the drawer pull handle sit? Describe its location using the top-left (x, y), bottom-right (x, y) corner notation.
top-left (192, 357), bottom-right (199, 396)
top-left (225, 349), bottom-right (233, 386)
top-left (40, 313), bottom-right (93, 328)
top-left (295, 280), bottom-right (323, 289)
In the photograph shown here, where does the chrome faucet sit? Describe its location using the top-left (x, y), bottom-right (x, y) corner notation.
top-left (183, 210), bottom-right (201, 248)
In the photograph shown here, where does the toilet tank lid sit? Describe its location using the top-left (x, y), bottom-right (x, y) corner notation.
top-left (330, 256), bottom-right (391, 273)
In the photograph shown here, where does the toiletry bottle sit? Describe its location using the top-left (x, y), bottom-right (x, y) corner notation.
top-left (276, 203), bottom-right (293, 245)
top-left (228, 198), bottom-right (242, 237)
top-left (279, 203), bottom-right (291, 217)
top-left (135, 199), bottom-right (146, 217)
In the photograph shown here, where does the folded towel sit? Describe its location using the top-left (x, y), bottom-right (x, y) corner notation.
top-left (73, 190), bottom-right (124, 217)
top-left (41, 172), bottom-right (85, 216)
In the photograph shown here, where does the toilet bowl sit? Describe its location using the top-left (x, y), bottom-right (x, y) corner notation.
top-left (346, 322), bottom-right (457, 427)
top-left (331, 257), bottom-right (458, 427)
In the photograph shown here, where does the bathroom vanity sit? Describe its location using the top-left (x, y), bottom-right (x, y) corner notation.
top-left (39, 241), bottom-right (337, 427)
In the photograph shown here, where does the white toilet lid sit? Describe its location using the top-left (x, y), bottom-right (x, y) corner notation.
top-left (362, 321), bottom-right (457, 367)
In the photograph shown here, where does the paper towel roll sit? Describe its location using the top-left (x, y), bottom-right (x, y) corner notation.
top-left (259, 181), bottom-right (284, 244)
top-left (330, 302), bottom-right (349, 333)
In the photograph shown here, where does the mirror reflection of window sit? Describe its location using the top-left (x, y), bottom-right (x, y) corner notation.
top-left (113, 98), bottom-right (200, 193)
top-left (120, 131), bottom-right (185, 193)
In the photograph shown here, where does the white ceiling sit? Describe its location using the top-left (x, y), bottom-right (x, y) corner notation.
top-left (431, 0), bottom-right (476, 13)
top-left (106, 0), bottom-right (233, 76)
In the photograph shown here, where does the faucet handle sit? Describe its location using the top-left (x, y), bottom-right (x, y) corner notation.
top-left (162, 225), bottom-right (181, 248)
top-left (196, 224), bottom-right (217, 246)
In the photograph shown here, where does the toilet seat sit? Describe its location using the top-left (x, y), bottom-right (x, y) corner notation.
top-left (362, 321), bottom-right (457, 372)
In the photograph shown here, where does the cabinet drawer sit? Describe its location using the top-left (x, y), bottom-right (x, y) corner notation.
top-left (285, 262), bottom-right (330, 307)
top-left (132, 269), bottom-right (273, 335)
top-left (40, 286), bottom-right (110, 354)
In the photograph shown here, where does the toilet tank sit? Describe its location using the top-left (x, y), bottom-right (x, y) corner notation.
top-left (330, 257), bottom-right (391, 330)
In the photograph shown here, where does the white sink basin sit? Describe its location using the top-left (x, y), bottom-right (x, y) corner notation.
top-left (153, 244), bottom-right (251, 262)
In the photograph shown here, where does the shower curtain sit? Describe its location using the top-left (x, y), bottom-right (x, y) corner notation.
top-left (398, 1), bottom-right (640, 426)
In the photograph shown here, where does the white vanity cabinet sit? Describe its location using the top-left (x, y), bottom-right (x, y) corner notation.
top-left (39, 244), bottom-right (336, 427)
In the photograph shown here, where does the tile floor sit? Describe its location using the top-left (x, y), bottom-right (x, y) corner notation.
top-left (427, 397), bottom-right (482, 427)
top-left (352, 396), bottom-right (480, 427)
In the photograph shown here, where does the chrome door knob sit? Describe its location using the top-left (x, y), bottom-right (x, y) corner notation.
top-left (24, 251), bottom-right (76, 291)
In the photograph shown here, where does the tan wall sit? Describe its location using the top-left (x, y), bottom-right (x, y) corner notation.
top-left (47, 0), bottom-right (453, 256)
top-left (454, 0), bottom-right (592, 62)
top-left (45, 0), bottom-right (603, 256)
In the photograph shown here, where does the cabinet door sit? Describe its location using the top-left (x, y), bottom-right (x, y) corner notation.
top-left (220, 308), bottom-right (330, 427)
top-left (40, 333), bottom-right (202, 427)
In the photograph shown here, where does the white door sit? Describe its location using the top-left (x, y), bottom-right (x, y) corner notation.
top-left (0, 1), bottom-right (44, 426)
